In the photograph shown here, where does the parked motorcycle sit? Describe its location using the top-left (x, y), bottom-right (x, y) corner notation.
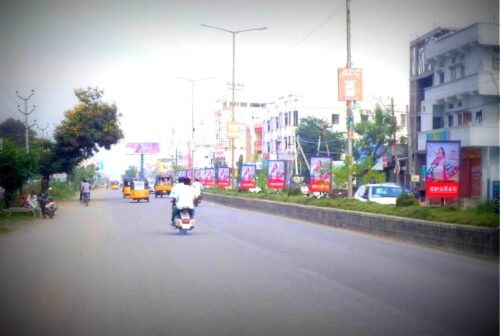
top-left (173, 207), bottom-right (196, 234)
top-left (38, 193), bottom-right (57, 219)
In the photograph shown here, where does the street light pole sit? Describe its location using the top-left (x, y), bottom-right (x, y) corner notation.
top-left (178, 76), bottom-right (214, 177)
top-left (201, 24), bottom-right (267, 185)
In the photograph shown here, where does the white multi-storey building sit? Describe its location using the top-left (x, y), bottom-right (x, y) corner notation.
top-left (411, 23), bottom-right (499, 200)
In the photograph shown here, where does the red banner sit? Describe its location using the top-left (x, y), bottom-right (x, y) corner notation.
top-left (309, 157), bottom-right (332, 193)
top-left (426, 181), bottom-right (459, 198)
top-left (240, 164), bottom-right (256, 189)
top-left (217, 167), bottom-right (230, 188)
top-left (267, 160), bottom-right (286, 189)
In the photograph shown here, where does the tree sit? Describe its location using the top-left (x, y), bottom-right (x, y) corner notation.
top-left (0, 117), bottom-right (37, 149)
top-left (296, 116), bottom-right (346, 176)
top-left (0, 139), bottom-right (37, 207)
top-left (123, 166), bottom-right (138, 179)
top-left (353, 104), bottom-right (394, 161)
top-left (38, 87), bottom-right (124, 191)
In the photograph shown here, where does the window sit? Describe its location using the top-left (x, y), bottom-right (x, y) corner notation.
top-left (267, 120), bottom-right (271, 132)
top-left (331, 114), bottom-right (340, 125)
top-left (437, 71), bottom-right (444, 84)
top-left (475, 110), bottom-right (483, 124)
top-left (400, 114), bottom-right (406, 127)
top-left (448, 103), bottom-right (454, 109)
top-left (457, 113), bottom-right (463, 125)
top-left (416, 116), bottom-right (421, 132)
top-left (459, 64), bottom-right (465, 77)
top-left (448, 115), bottom-right (454, 127)
top-left (293, 110), bottom-right (298, 126)
top-left (433, 116), bottom-right (443, 129)
top-left (361, 114), bottom-right (369, 122)
top-left (450, 66), bottom-right (457, 80)
top-left (275, 117), bottom-right (279, 129)
top-left (457, 101), bottom-right (462, 107)
top-left (284, 112), bottom-right (289, 126)
top-left (464, 111), bottom-right (472, 124)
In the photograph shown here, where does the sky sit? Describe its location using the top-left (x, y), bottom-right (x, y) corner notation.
top-left (0, 0), bottom-right (497, 179)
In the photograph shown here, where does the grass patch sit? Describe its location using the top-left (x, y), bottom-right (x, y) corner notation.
top-left (48, 181), bottom-right (78, 201)
top-left (0, 227), bottom-right (9, 235)
top-left (206, 189), bottom-right (499, 228)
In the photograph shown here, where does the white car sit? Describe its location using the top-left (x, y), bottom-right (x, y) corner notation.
top-left (354, 183), bottom-right (414, 205)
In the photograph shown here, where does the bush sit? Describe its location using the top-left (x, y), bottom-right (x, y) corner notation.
top-left (396, 194), bottom-right (418, 207)
top-left (48, 181), bottom-right (77, 200)
top-left (287, 188), bottom-right (301, 196)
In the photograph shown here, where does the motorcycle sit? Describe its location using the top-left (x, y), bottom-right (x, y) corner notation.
top-left (172, 201), bottom-right (196, 234)
top-left (38, 193), bottom-right (57, 219)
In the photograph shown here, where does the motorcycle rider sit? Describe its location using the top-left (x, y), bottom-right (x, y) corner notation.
top-left (171, 177), bottom-right (196, 225)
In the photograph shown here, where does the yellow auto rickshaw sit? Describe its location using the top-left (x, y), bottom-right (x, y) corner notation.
top-left (154, 174), bottom-right (173, 198)
top-left (129, 178), bottom-right (150, 202)
top-left (111, 181), bottom-right (120, 190)
top-left (122, 178), bottom-right (132, 198)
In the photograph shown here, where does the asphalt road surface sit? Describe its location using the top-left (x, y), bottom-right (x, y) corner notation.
top-left (0, 189), bottom-right (498, 336)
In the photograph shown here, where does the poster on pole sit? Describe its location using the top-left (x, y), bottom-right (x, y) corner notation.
top-left (217, 167), bottom-right (230, 188)
top-left (204, 168), bottom-right (216, 187)
top-left (426, 141), bottom-right (460, 198)
top-left (227, 121), bottom-right (240, 139)
top-left (338, 68), bottom-right (363, 101)
top-left (309, 157), bottom-right (332, 193)
top-left (240, 164), bottom-right (256, 189)
top-left (125, 142), bottom-right (160, 154)
top-left (177, 170), bottom-right (187, 180)
top-left (194, 169), bottom-right (202, 182)
top-left (267, 160), bottom-right (286, 189)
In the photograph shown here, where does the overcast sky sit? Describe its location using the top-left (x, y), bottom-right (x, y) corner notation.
top-left (0, 0), bottom-right (497, 178)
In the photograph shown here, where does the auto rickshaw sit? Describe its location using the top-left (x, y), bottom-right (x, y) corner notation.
top-left (111, 181), bottom-right (120, 190)
top-left (129, 178), bottom-right (150, 202)
top-left (122, 178), bottom-right (132, 198)
top-left (154, 174), bottom-right (173, 198)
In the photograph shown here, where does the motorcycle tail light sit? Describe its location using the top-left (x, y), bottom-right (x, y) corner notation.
top-left (182, 219), bottom-right (190, 224)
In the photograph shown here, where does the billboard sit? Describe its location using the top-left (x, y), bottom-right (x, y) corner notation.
top-left (268, 160), bottom-right (286, 189)
top-left (204, 168), bottom-right (216, 187)
top-left (217, 167), bottom-right (230, 188)
top-left (309, 157), bottom-right (332, 193)
top-left (125, 142), bottom-right (160, 154)
top-left (177, 170), bottom-right (187, 179)
top-left (240, 164), bottom-right (256, 189)
top-left (338, 68), bottom-right (363, 101)
top-left (227, 121), bottom-right (240, 139)
top-left (426, 141), bottom-right (460, 198)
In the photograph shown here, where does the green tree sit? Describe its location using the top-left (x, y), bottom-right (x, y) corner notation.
top-left (0, 139), bottom-right (38, 207)
top-left (71, 165), bottom-right (97, 186)
top-left (296, 116), bottom-right (346, 176)
top-left (0, 117), bottom-right (37, 149)
top-left (123, 166), bottom-right (138, 179)
top-left (353, 104), bottom-right (394, 160)
top-left (38, 87), bottom-right (124, 191)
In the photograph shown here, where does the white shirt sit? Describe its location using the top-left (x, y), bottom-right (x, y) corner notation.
top-left (175, 184), bottom-right (195, 209)
top-left (192, 181), bottom-right (203, 197)
top-left (81, 182), bottom-right (90, 193)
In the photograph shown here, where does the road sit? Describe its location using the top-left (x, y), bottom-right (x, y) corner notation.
top-left (0, 189), bottom-right (498, 336)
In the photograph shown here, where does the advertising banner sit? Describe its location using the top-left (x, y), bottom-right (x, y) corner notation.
top-left (240, 164), bottom-right (256, 189)
top-left (217, 167), bottom-right (230, 188)
top-left (194, 169), bottom-right (202, 182)
top-left (186, 170), bottom-right (193, 181)
top-left (426, 141), bottom-right (460, 198)
top-left (125, 142), bottom-right (160, 154)
top-left (338, 68), bottom-right (363, 101)
top-left (227, 121), bottom-right (240, 139)
top-left (309, 157), bottom-right (332, 193)
top-left (204, 168), bottom-right (216, 187)
top-left (177, 170), bottom-right (187, 180)
top-left (267, 160), bottom-right (286, 189)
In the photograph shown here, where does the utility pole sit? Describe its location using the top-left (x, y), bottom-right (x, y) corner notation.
top-left (16, 89), bottom-right (36, 153)
top-left (36, 122), bottom-right (49, 139)
top-left (391, 97), bottom-right (400, 185)
top-left (346, 0), bottom-right (354, 197)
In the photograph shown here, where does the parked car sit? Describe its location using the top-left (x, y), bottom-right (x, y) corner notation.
top-left (354, 183), bottom-right (414, 205)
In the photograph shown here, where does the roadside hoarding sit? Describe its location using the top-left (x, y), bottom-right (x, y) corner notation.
top-left (309, 157), bottom-right (332, 193)
top-left (217, 167), bottom-right (230, 188)
top-left (177, 170), bottom-right (187, 179)
top-left (186, 170), bottom-right (193, 181)
top-left (204, 168), bottom-right (216, 187)
top-left (240, 164), bottom-right (256, 189)
top-left (194, 169), bottom-right (202, 182)
top-left (267, 160), bottom-right (286, 189)
top-left (125, 142), bottom-right (160, 154)
top-left (227, 121), bottom-right (240, 139)
top-left (426, 141), bottom-right (460, 198)
top-left (338, 68), bottom-right (363, 101)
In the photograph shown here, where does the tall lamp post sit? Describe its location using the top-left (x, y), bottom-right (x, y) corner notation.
top-left (201, 23), bottom-right (267, 184)
top-left (178, 76), bottom-right (214, 177)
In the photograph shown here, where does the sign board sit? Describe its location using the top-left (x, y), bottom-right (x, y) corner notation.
top-left (227, 121), bottom-right (240, 139)
top-left (309, 157), bottom-right (332, 193)
top-left (240, 164), bottom-right (256, 189)
top-left (426, 141), bottom-right (460, 198)
top-left (267, 160), bottom-right (286, 189)
top-left (217, 167), bottom-right (230, 188)
top-left (338, 68), bottom-right (363, 101)
top-left (126, 142), bottom-right (160, 154)
top-left (204, 168), bottom-right (216, 187)
top-left (411, 174), bottom-right (420, 183)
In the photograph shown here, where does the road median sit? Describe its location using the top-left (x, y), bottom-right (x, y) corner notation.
top-left (204, 192), bottom-right (499, 258)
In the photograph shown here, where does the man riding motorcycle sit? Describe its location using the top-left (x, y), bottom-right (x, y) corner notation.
top-left (170, 177), bottom-right (196, 226)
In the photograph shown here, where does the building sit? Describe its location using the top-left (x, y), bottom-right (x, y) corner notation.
top-left (213, 98), bottom-right (266, 167)
top-left (410, 23), bottom-right (499, 200)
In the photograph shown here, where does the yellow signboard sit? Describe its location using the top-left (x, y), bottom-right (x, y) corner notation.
top-left (227, 121), bottom-right (240, 139)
